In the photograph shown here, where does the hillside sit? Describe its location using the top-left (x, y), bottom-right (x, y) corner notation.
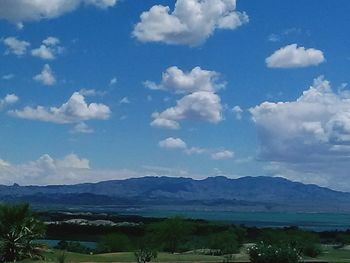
top-left (1, 176), bottom-right (350, 212)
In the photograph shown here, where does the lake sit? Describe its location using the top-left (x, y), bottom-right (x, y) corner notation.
top-left (116, 209), bottom-right (350, 231)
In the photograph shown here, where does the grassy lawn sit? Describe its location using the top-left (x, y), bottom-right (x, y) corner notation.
top-left (20, 250), bottom-right (224, 262)
top-left (317, 247), bottom-right (350, 263)
top-left (18, 246), bottom-right (350, 263)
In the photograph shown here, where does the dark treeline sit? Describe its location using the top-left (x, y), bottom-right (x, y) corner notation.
top-left (2, 204), bottom-right (350, 262)
top-left (41, 211), bottom-right (350, 258)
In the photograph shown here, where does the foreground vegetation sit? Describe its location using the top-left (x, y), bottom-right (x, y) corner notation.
top-left (14, 246), bottom-right (350, 263)
top-left (2, 204), bottom-right (350, 262)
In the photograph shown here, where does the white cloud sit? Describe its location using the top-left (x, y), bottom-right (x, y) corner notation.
top-left (2, 74), bottom-right (15, 80)
top-left (267, 28), bottom-right (303, 43)
top-left (151, 118), bottom-right (180, 129)
top-left (266, 44), bottom-right (325, 68)
top-left (0, 153), bottom-right (142, 185)
top-left (145, 66), bottom-right (225, 94)
top-left (133, 0), bottom-right (248, 46)
top-left (184, 147), bottom-right (208, 155)
top-left (3, 37), bottom-right (30, 56)
top-left (55, 154), bottom-right (90, 169)
top-left (159, 137), bottom-right (187, 149)
top-left (250, 76), bottom-right (350, 190)
top-left (16, 22), bottom-right (24, 30)
top-left (43, 37), bottom-right (60, 46)
top-left (110, 77), bottom-right (117, 86)
top-left (0, 94), bottom-right (19, 109)
top-left (159, 137), bottom-right (234, 161)
top-left (268, 34), bottom-right (280, 42)
top-left (232, 105), bottom-right (243, 120)
top-left (0, 0), bottom-right (117, 23)
top-left (33, 64), bottom-right (56, 86)
top-left (119, 97), bottom-right (130, 104)
top-left (71, 122), bottom-right (94, 134)
top-left (11, 91), bottom-right (111, 124)
top-left (211, 150), bottom-right (234, 160)
top-left (32, 45), bottom-right (55, 60)
top-left (149, 66), bottom-right (225, 129)
top-left (79, 89), bottom-right (106, 97)
top-left (31, 37), bottom-right (63, 60)
top-left (188, 146), bottom-right (234, 160)
top-left (151, 91), bottom-right (223, 129)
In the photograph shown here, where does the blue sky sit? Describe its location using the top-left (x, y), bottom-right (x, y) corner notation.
top-left (0, 0), bottom-right (350, 190)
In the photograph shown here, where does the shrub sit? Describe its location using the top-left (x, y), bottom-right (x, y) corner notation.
top-left (0, 203), bottom-right (45, 262)
top-left (248, 242), bottom-right (300, 263)
top-left (134, 248), bottom-right (157, 263)
top-left (301, 243), bottom-right (322, 258)
top-left (55, 240), bottom-right (91, 254)
top-left (97, 233), bottom-right (132, 253)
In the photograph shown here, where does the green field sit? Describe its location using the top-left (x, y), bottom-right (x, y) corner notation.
top-left (20, 250), bottom-right (225, 262)
top-left (17, 246), bottom-right (350, 263)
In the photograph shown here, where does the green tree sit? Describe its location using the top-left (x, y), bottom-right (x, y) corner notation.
top-left (97, 233), bottom-right (132, 253)
top-left (0, 203), bottom-right (45, 262)
top-left (208, 228), bottom-right (240, 255)
top-left (147, 217), bottom-right (194, 253)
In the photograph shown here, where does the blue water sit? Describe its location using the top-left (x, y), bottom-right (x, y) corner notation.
top-left (37, 239), bottom-right (97, 249)
top-left (117, 209), bottom-right (350, 231)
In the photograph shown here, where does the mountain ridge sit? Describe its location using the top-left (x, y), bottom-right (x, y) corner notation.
top-left (1, 176), bottom-right (349, 212)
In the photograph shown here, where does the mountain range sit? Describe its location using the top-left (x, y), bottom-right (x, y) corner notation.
top-left (1, 176), bottom-right (350, 212)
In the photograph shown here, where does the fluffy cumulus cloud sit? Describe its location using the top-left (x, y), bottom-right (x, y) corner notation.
top-left (3, 37), bottom-right (30, 56)
top-left (133, 0), bottom-right (248, 46)
top-left (211, 150), bottom-right (234, 160)
top-left (250, 76), bottom-right (350, 190)
top-left (159, 137), bottom-right (187, 149)
top-left (31, 37), bottom-right (63, 60)
top-left (0, 94), bottom-right (19, 109)
top-left (0, 153), bottom-right (140, 185)
top-left (0, 0), bottom-right (117, 23)
top-left (33, 64), bottom-right (56, 86)
top-left (232, 105), bottom-right (243, 120)
top-left (148, 66), bottom-right (225, 129)
top-left (145, 66), bottom-right (224, 94)
top-left (10, 91), bottom-right (111, 124)
top-left (266, 44), bottom-right (325, 68)
top-left (151, 91), bottom-right (223, 129)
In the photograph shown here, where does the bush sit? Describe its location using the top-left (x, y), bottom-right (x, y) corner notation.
top-left (55, 240), bottom-right (91, 254)
top-left (0, 203), bottom-right (45, 262)
top-left (134, 248), bottom-right (157, 263)
top-left (301, 243), bottom-right (322, 258)
top-left (97, 233), bottom-right (132, 253)
top-left (248, 242), bottom-right (300, 263)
